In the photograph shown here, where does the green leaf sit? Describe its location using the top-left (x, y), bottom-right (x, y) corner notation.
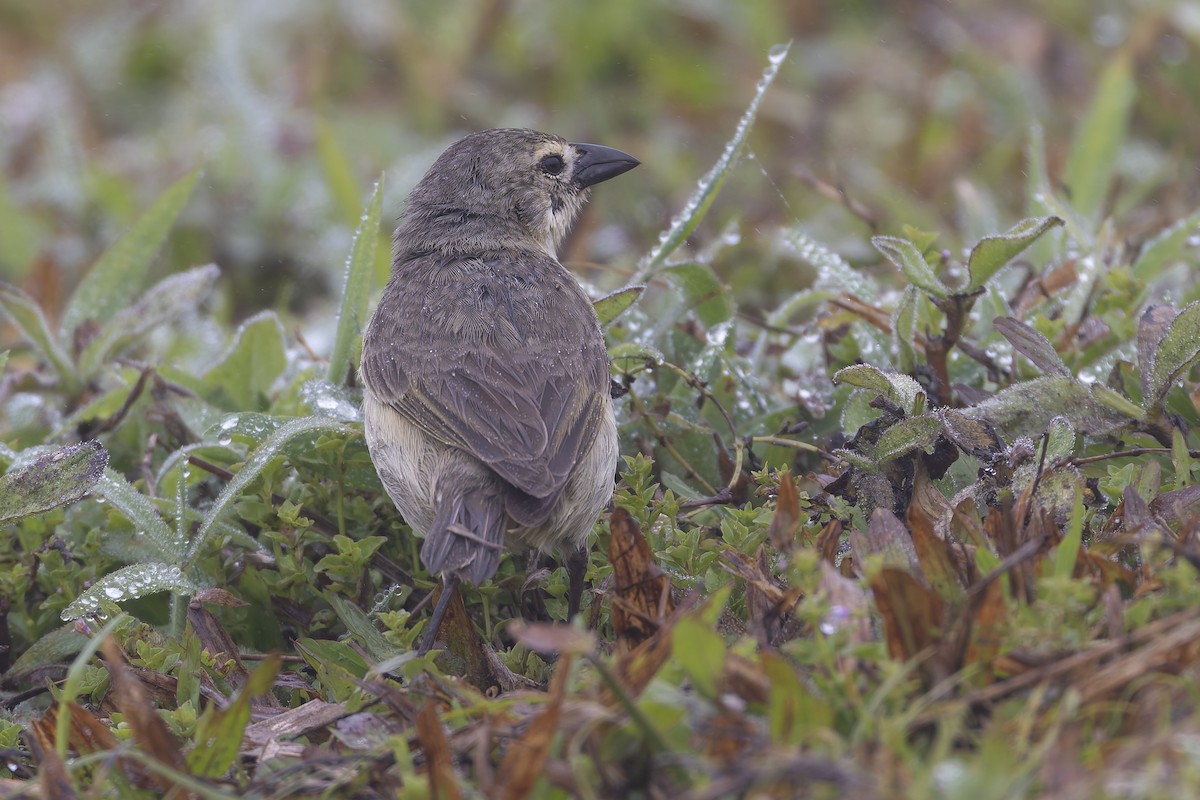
top-left (662, 262), bottom-right (734, 327)
top-left (1089, 383), bottom-right (1144, 421)
top-left (327, 594), bottom-right (399, 663)
top-left (0, 442), bottom-right (108, 523)
top-left (78, 263), bottom-right (221, 379)
top-left (186, 415), bottom-right (349, 564)
top-left (0, 281), bottom-right (78, 387)
top-left (1063, 54), bottom-right (1136, 222)
top-left (1133, 209), bottom-right (1200, 281)
top-left (3, 623), bottom-right (89, 682)
top-left (965, 216), bottom-right (1064, 291)
top-left (1148, 300), bottom-right (1200, 408)
top-left (61, 168), bottom-right (201, 338)
top-left (872, 235), bottom-right (949, 299)
top-left (832, 364), bottom-right (925, 415)
top-left (328, 176), bottom-right (384, 385)
top-left (96, 467), bottom-right (182, 559)
top-left (1173, 428), bottom-right (1193, 487)
top-left (893, 286), bottom-right (918, 373)
top-left (763, 651), bottom-right (832, 744)
top-left (61, 564), bottom-right (200, 621)
top-left (874, 414), bottom-right (943, 465)
top-left (631, 41), bottom-right (790, 284)
top-left (593, 285), bottom-right (645, 326)
top-left (672, 617), bottom-right (725, 699)
top-left (201, 311), bottom-right (287, 410)
top-left (1054, 487), bottom-right (1085, 579)
top-left (608, 341), bottom-right (663, 370)
top-left (993, 316), bottom-right (1068, 377)
top-left (189, 654), bottom-right (281, 777)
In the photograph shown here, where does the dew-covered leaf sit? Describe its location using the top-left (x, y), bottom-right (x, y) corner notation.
top-left (61, 563), bottom-right (200, 621)
top-left (1133, 209), bottom-right (1200, 281)
top-left (662, 261), bottom-right (734, 327)
top-left (78, 263), bottom-right (220, 379)
top-left (833, 364), bottom-right (925, 415)
top-left (963, 376), bottom-right (1127, 438)
top-left (1138, 304), bottom-right (1177, 402)
top-left (873, 235), bottom-right (949, 299)
top-left (187, 415), bottom-right (350, 563)
top-left (994, 316), bottom-right (1069, 377)
top-left (965, 216), bottom-right (1063, 291)
top-left (874, 414), bottom-right (943, 465)
top-left (0, 441), bottom-right (108, 523)
top-left (96, 468), bottom-right (181, 558)
top-left (1148, 301), bottom-right (1200, 408)
top-left (328, 176), bottom-right (383, 386)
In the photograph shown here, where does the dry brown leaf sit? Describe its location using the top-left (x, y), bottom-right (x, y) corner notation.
top-left (852, 507), bottom-right (923, 577)
top-left (908, 502), bottom-right (964, 599)
top-left (767, 471), bottom-right (801, 554)
top-left (434, 583), bottom-right (531, 693)
top-left (494, 654), bottom-right (572, 800)
top-left (814, 517), bottom-right (844, 566)
top-left (870, 568), bottom-right (945, 680)
top-left (29, 701), bottom-right (119, 757)
top-left (25, 727), bottom-right (78, 800)
top-left (697, 705), bottom-right (759, 765)
top-left (608, 506), bottom-right (674, 653)
top-left (721, 547), bottom-right (802, 646)
top-left (99, 637), bottom-right (190, 795)
top-left (612, 626), bottom-right (675, 700)
top-left (415, 701), bottom-right (462, 800)
top-left (964, 577), bottom-right (1006, 681)
top-left (187, 596), bottom-right (252, 697)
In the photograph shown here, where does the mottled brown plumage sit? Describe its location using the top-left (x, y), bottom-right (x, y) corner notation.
top-left (359, 129), bottom-right (638, 649)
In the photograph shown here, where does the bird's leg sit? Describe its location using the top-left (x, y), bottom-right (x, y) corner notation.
top-left (418, 573), bottom-right (460, 655)
top-left (566, 545), bottom-right (588, 620)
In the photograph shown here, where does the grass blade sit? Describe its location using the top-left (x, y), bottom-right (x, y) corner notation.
top-left (185, 415), bottom-right (349, 565)
top-left (630, 41), bottom-right (790, 285)
top-left (1062, 54), bottom-right (1135, 223)
top-left (328, 176), bottom-right (384, 385)
top-left (61, 168), bottom-right (201, 338)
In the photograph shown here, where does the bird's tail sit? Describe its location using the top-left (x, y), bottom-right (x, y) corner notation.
top-left (421, 485), bottom-right (507, 585)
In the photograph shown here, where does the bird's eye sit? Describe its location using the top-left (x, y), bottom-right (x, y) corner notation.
top-left (539, 154), bottom-right (565, 176)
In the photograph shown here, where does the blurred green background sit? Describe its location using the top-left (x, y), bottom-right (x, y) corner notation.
top-left (1, 0), bottom-right (1196, 346)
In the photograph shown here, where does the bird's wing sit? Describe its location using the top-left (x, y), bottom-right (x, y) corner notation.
top-left (360, 252), bottom-right (609, 521)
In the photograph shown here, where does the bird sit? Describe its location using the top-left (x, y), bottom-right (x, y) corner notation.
top-left (359, 128), bottom-right (639, 652)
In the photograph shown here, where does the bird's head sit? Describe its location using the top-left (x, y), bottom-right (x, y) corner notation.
top-left (399, 128), bottom-right (639, 257)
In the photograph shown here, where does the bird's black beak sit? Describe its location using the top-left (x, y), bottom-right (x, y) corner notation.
top-left (570, 142), bottom-right (640, 188)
